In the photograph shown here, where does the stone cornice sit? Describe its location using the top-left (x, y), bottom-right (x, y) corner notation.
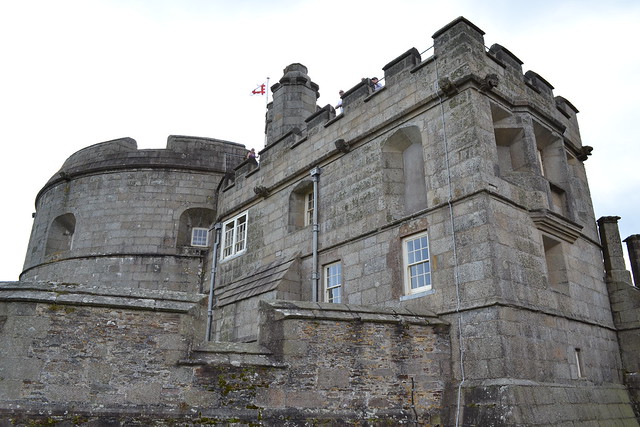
top-left (0, 281), bottom-right (205, 313)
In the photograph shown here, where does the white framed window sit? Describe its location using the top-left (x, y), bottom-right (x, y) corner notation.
top-left (324, 262), bottom-right (342, 303)
top-left (191, 227), bottom-right (209, 247)
top-left (403, 232), bottom-right (431, 294)
top-left (305, 191), bottom-right (314, 226)
top-left (221, 211), bottom-right (248, 260)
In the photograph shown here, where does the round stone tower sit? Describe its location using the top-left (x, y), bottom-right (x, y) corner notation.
top-left (21, 136), bottom-right (246, 292)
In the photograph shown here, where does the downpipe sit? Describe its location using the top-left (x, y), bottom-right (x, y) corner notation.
top-left (310, 167), bottom-right (322, 302)
top-left (205, 222), bottom-right (222, 341)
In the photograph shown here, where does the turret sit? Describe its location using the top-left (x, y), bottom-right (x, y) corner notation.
top-left (265, 63), bottom-right (319, 145)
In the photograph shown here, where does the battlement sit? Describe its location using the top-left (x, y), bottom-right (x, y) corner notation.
top-left (42, 136), bottom-right (246, 195)
top-left (224, 17), bottom-right (587, 239)
top-left (256, 17), bottom-right (582, 171)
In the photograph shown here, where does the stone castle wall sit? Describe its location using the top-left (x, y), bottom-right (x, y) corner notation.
top-left (211, 17), bottom-right (639, 424)
top-left (0, 290), bottom-right (451, 425)
top-left (0, 16), bottom-right (638, 426)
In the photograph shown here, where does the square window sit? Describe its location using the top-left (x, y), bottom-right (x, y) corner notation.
top-left (220, 211), bottom-right (248, 260)
top-left (191, 227), bottom-right (209, 247)
top-left (403, 232), bottom-right (431, 294)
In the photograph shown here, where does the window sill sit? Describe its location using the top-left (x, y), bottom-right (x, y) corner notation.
top-left (400, 288), bottom-right (434, 301)
top-left (220, 250), bottom-right (246, 263)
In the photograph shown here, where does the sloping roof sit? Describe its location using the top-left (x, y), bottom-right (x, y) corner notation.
top-left (216, 256), bottom-right (299, 307)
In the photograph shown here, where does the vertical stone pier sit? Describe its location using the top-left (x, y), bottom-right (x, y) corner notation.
top-left (624, 234), bottom-right (640, 287)
top-left (597, 216), bottom-right (633, 285)
top-left (598, 217), bottom-right (640, 418)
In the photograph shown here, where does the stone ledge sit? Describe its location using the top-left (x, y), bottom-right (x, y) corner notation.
top-left (178, 352), bottom-right (284, 368)
top-left (180, 339), bottom-right (284, 368)
top-left (261, 299), bottom-right (447, 326)
top-left (193, 341), bottom-right (272, 355)
top-left (0, 281), bottom-right (205, 313)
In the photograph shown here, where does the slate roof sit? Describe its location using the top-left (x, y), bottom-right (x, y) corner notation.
top-left (216, 256), bottom-right (299, 307)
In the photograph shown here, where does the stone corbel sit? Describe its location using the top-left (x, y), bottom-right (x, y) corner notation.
top-left (254, 186), bottom-right (270, 198)
top-left (577, 146), bottom-right (593, 162)
top-left (334, 139), bottom-right (350, 153)
top-left (480, 74), bottom-right (499, 92)
top-left (438, 77), bottom-right (458, 96)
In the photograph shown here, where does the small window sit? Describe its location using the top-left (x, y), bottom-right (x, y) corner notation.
top-left (305, 191), bottom-right (314, 226)
top-left (176, 207), bottom-right (215, 247)
top-left (324, 262), bottom-right (342, 303)
top-left (403, 232), bottom-right (431, 294)
top-left (221, 211), bottom-right (248, 260)
top-left (191, 227), bottom-right (209, 247)
top-left (536, 148), bottom-right (545, 176)
top-left (288, 181), bottom-right (314, 230)
top-left (574, 348), bottom-right (585, 378)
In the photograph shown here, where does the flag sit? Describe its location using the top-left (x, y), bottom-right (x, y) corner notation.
top-left (251, 83), bottom-right (266, 95)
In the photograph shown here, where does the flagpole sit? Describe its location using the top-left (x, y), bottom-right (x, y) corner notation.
top-left (264, 77), bottom-right (270, 147)
top-left (265, 77), bottom-right (270, 107)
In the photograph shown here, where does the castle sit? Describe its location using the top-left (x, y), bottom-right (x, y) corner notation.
top-left (1, 17), bottom-right (639, 426)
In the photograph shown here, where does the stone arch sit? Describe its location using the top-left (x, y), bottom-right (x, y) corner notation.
top-left (177, 207), bottom-right (216, 247)
top-left (45, 213), bottom-right (76, 256)
top-left (289, 180), bottom-right (314, 230)
top-left (381, 125), bottom-right (427, 218)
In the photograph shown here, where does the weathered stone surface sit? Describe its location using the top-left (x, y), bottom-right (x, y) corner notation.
top-left (1, 15), bottom-right (638, 426)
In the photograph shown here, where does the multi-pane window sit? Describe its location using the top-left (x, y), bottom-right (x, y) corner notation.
top-left (403, 232), bottom-right (431, 293)
top-left (324, 262), bottom-right (342, 303)
top-left (191, 227), bottom-right (209, 247)
top-left (221, 211), bottom-right (248, 260)
top-left (305, 191), bottom-right (314, 226)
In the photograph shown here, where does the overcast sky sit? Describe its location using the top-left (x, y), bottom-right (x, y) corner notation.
top-left (1, 0), bottom-right (638, 281)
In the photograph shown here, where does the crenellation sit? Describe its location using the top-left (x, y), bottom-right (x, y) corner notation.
top-left (488, 43), bottom-right (524, 73)
top-left (383, 47), bottom-right (422, 82)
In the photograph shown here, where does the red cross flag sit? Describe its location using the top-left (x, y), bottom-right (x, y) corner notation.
top-left (251, 83), bottom-right (266, 95)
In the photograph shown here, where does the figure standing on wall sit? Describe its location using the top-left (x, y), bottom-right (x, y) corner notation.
top-left (247, 148), bottom-right (257, 162)
top-left (371, 77), bottom-right (382, 91)
top-left (336, 90), bottom-right (344, 114)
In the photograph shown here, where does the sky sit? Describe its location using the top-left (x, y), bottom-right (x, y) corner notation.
top-left (0, 0), bottom-right (638, 281)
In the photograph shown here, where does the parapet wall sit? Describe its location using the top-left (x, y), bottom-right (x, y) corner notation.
top-left (259, 17), bottom-right (583, 169)
top-left (39, 136), bottom-right (246, 198)
top-left (0, 292), bottom-right (451, 425)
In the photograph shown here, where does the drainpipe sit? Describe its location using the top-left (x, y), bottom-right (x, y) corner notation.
top-left (310, 167), bottom-right (322, 302)
top-left (205, 222), bottom-right (222, 341)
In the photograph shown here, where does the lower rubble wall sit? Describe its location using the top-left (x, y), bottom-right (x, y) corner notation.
top-left (0, 290), bottom-right (451, 426)
top-left (1, 286), bottom-right (638, 426)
